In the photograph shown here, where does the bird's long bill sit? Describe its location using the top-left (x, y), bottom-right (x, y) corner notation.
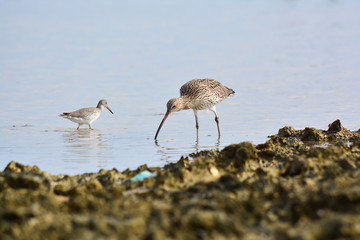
top-left (106, 106), bottom-right (114, 114)
top-left (154, 110), bottom-right (171, 140)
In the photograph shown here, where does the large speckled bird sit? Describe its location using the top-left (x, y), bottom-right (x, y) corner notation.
top-left (154, 79), bottom-right (235, 140)
top-left (60, 99), bottom-right (113, 130)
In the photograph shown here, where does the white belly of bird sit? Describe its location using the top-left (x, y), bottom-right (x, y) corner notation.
top-left (68, 112), bottom-right (101, 125)
top-left (192, 95), bottom-right (221, 110)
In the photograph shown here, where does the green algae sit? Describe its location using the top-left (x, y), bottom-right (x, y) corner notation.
top-left (1, 119), bottom-right (360, 239)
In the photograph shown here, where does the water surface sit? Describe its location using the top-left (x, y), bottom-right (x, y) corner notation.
top-left (1, 1), bottom-right (360, 174)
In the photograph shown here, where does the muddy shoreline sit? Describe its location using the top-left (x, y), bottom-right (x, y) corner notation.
top-left (1, 120), bottom-right (360, 239)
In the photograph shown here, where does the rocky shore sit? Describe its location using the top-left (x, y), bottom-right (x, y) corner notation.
top-left (1, 120), bottom-right (360, 239)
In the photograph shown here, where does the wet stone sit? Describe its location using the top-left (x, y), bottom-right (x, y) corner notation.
top-left (327, 119), bottom-right (343, 133)
top-left (278, 126), bottom-right (297, 137)
top-left (300, 127), bottom-right (326, 142)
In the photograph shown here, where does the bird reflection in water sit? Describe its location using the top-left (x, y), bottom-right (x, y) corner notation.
top-left (61, 129), bottom-right (110, 167)
top-left (154, 138), bottom-right (221, 164)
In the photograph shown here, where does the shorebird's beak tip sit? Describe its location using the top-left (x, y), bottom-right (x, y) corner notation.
top-left (107, 106), bottom-right (114, 114)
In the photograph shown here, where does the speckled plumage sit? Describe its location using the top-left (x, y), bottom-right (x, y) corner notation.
top-left (179, 79), bottom-right (235, 110)
top-left (155, 79), bottom-right (235, 140)
top-left (60, 99), bottom-right (113, 130)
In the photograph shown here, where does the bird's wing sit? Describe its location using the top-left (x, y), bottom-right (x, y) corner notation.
top-left (180, 79), bottom-right (223, 98)
top-left (68, 107), bottom-right (96, 118)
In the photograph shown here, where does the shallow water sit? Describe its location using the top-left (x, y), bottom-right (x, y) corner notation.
top-left (1, 1), bottom-right (360, 175)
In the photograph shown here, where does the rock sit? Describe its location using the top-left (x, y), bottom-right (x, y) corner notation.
top-left (0, 120), bottom-right (360, 239)
top-left (300, 127), bottom-right (326, 142)
top-left (327, 119), bottom-right (343, 133)
top-left (278, 126), bottom-right (296, 137)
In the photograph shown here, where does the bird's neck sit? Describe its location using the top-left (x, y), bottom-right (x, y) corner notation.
top-left (179, 96), bottom-right (192, 110)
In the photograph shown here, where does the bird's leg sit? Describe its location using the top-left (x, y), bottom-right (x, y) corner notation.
top-left (210, 106), bottom-right (221, 139)
top-left (88, 124), bottom-right (93, 130)
top-left (216, 137), bottom-right (220, 147)
top-left (77, 125), bottom-right (80, 130)
top-left (193, 109), bottom-right (199, 140)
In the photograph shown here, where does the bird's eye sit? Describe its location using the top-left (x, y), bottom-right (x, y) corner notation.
top-left (172, 105), bottom-right (176, 109)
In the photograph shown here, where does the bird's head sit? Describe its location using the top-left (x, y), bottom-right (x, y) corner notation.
top-left (154, 97), bottom-right (186, 140)
top-left (166, 97), bottom-right (185, 113)
top-left (97, 99), bottom-right (114, 114)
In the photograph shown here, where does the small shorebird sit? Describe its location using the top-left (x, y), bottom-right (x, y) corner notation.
top-left (60, 99), bottom-right (113, 130)
top-left (154, 78), bottom-right (235, 140)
